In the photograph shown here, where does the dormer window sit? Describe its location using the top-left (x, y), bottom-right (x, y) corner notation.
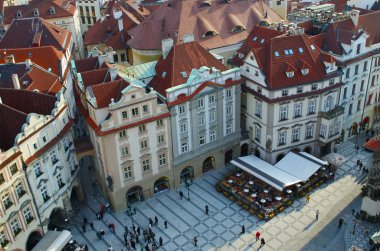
top-left (274, 51), bottom-right (280, 57)
top-left (282, 89), bottom-right (288, 96)
top-left (33, 9), bottom-right (39, 16)
top-left (199, 1), bottom-right (212, 7)
top-left (286, 71), bottom-right (294, 78)
top-left (288, 49), bottom-right (294, 55)
top-left (301, 69), bottom-right (309, 75)
top-left (260, 38), bottom-right (265, 44)
top-left (49, 7), bottom-right (56, 14)
top-left (203, 31), bottom-right (216, 38)
top-left (162, 72), bottom-right (167, 78)
top-left (238, 53), bottom-right (244, 59)
top-left (298, 47), bottom-right (304, 53)
top-left (310, 44), bottom-right (316, 51)
top-left (284, 49), bottom-right (290, 55)
top-left (253, 36), bottom-right (258, 42)
top-left (181, 71), bottom-right (187, 78)
top-left (16, 11), bottom-right (22, 18)
top-left (232, 25), bottom-right (245, 33)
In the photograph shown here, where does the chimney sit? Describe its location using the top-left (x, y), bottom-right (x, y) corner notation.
top-left (183, 34), bottom-right (194, 43)
top-left (118, 18), bottom-right (123, 32)
top-left (161, 38), bottom-right (174, 59)
top-left (113, 8), bottom-right (122, 19)
top-left (5, 55), bottom-right (15, 64)
top-left (350, 9), bottom-right (360, 27)
top-left (12, 74), bottom-right (20, 89)
top-left (25, 58), bottom-right (32, 69)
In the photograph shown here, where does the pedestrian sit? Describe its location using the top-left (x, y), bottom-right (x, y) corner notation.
top-left (205, 205), bottom-right (209, 215)
top-left (96, 231), bottom-right (102, 240)
top-left (137, 227), bottom-right (140, 236)
top-left (111, 223), bottom-right (115, 233)
top-left (241, 225), bottom-right (245, 234)
top-left (255, 231), bottom-right (260, 241)
top-left (108, 245), bottom-right (113, 251)
top-left (356, 159), bottom-right (360, 167)
top-left (179, 190), bottom-right (183, 199)
top-left (355, 144), bottom-right (359, 153)
top-left (359, 162), bottom-right (363, 170)
top-left (100, 204), bottom-right (106, 214)
top-left (362, 167), bottom-right (366, 175)
top-left (159, 236), bottom-right (163, 246)
top-left (106, 202), bottom-right (111, 213)
top-left (82, 223), bottom-right (86, 233)
top-left (135, 235), bottom-right (139, 244)
top-left (306, 194), bottom-right (310, 204)
top-left (83, 217), bottom-right (88, 225)
top-left (90, 222), bottom-right (94, 230)
top-left (100, 211), bottom-right (104, 219)
top-left (316, 210), bottom-right (319, 221)
top-left (260, 238), bottom-right (266, 248)
top-left (338, 218), bottom-right (344, 228)
top-left (152, 243), bottom-right (156, 251)
top-left (100, 229), bottom-right (105, 236)
top-left (193, 236), bottom-right (198, 247)
top-left (149, 218), bottom-right (153, 226)
top-left (352, 209), bottom-right (356, 215)
top-left (164, 220), bottom-right (168, 229)
top-left (124, 233), bottom-right (128, 245)
top-left (145, 244), bottom-right (150, 251)
top-left (154, 216), bottom-right (158, 225)
top-left (130, 239), bottom-right (136, 249)
top-left (365, 227), bottom-right (369, 236)
top-left (125, 225), bottom-right (129, 233)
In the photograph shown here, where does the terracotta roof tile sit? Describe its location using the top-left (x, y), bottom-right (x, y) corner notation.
top-left (0, 17), bottom-right (71, 52)
top-left (128, 0), bottom-right (283, 50)
top-left (0, 46), bottom-right (63, 76)
top-left (0, 103), bottom-right (27, 151)
top-left (90, 79), bottom-right (130, 108)
top-left (149, 41), bottom-right (228, 97)
top-left (80, 68), bottom-right (116, 88)
top-left (74, 57), bottom-right (105, 73)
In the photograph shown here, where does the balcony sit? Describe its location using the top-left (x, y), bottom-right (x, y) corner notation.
top-left (319, 106), bottom-right (344, 120)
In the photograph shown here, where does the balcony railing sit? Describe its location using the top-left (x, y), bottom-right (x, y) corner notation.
top-left (319, 106), bottom-right (345, 120)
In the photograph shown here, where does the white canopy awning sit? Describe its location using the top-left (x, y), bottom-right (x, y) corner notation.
top-left (275, 151), bottom-right (328, 182)
top-left (231, 155), bottom-right (302, 191)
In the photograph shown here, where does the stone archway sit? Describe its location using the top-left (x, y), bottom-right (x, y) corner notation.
top-left (126, 186), bottom-right (143, 205)
top-left (202, 157), bottom-right (215, 174)
top-left (48, 208), bottom-right (69, 231)
top-left (180, 167), bottom-right (194, 184)
top-left (153, 177), bottom-right (170, 195)
top-left (254, 148), bottom-right (260, 158)
top-left (225, 149), bottom-right (233, 164)
top-left (26, 230), bottom-right (43, 251)
top-left (304, 146), bottom-right (312, 154)
top-left (241, 144), bottom-right (249, 156)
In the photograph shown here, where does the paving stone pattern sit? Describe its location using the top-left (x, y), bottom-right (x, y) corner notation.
top-left (70, 136), bottom-right (374, 250)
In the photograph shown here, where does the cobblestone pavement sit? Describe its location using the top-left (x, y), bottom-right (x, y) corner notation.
top-left (69, 137), bottom-right (372, 251)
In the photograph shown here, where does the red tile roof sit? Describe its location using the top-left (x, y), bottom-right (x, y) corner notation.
top-left (127, 0), bottom-right (283, 51)
top-left (74, 57), bottom-right (105, 73)
top-left (0, 17), bottom-right (71, 53)
top-left (3, 0), bottom-right (76, 25)
top-left (90, 79), bottom-right (130, 108)
top-left (0, 103), bottom-right (27, 151)
top-left (80, 68), bottom-right (113, 88)
top-left (149, 41), bottom-right (228, 97)
top-left (364, 136), bottom-right (380, 151)
top-left (0, 46), bottom-right (63, 76)
top-left (0, 62), bottom-right (62, 95)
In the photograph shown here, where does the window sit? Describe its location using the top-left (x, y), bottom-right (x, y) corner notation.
top-left (226, 105), bottom-right (232, 115)
top-left (255, 70), bottom-right (259, 77)
top-left (210, 131), bottom-right (216, 141)
top-left (56, 172), bottom-right (64, 188)
top-left (255, 126), bottom-right (261, 142)
top-left (180, 123), bottom-right (187, 133)
top-left (311, 84), bottom-right (317, 90)
top-left (298, 47), bottom-right (304, 53)
top-left (156, 119), bottom-right (163, 127)
top-left (320, 125), bottom-right (327, 138)
top-left (197, 98), bottom-right (204, 108)
top-left (122, 111), bottom-right (128, 119)
top-left (159, 153), bottom-right (167, 166)
top-left (329, 79), bottom-right (335, 85)
top-left (140, 140), bottom-right (148, 150)
top-left (346, 68), bottom-right (350, 78)
top-left (124, 166), bottom-right (133, 179)
top-left (119, 130), bottom-right (126, 139)
top-left (324, 96), bottom-right (334, 112)
top-left (245, 66), bottom-right (250, 72)
top-left (297, 86), bottom-right (303, 93)
top-left (199, 116), bottom-right (205, 126)
top-left (226, 125), bottom-right (232, 135)
top-left (91, 6), bottom-right (95, 16)
top-left (181, 142), bottom-right (188, 153)
top-left (278, 132), bottom-right (286, 145)
top-left (2, 193), bottom-right (12, 209)
top-left (0, 230), bottom-right (7, 246)
top-left (306, 125), bottom-right (313, 139)
top-left (0, 173), bottom-right (4, 185)
top-left (257, 86), bottom-right (262, 93)
top-left (357, 99), bottom-right (362, 111)
top-left (113, 54), bottom-right (119, 63)
top-left (284, 49), bottom-right (290, 55)
top-left (349, 103), bottom-right (353, 115)
top-left (253, 36), bottom-right (258, 42)
top-left (199, 135), bottom-right (205, 145)
top-left (282, 90), bottom-right (288, 96)
top-left (142, 159), bottom-right (150, 172)
top-left (355, 65), bottom-right (359, 75)
top-left (143, 105), bottom-right (149, 113)
top-left (209, 111), bottom-right (215, 122)
top-left (158, 135), bottom-right (165, 143)
top-left (42, 136), bottom-right (46, 143)
top-left (356, 43), bottom-right (361, 55)
top-left (15, 182), bottom-right (25, 198)
top-left (274, 51), bottom-right (280, 57)
top-left (50, 151), bottom-right (58, 165)
top-left (286, 71), bottom-right (294, 78)
top-left (34, 163), bottom-right (42, 178)
top-left (372, 76), bottom-right (376, 86)
top-left (310, 44), bottom-right (316, 51)
top-left (9, 164), bottom-right (17, 176)
top-left (292, 128), bottom-right (300, 142)
top-left (364, 61), bottom-right (368, 71)
top-left (121, 53), bottom-right (126, 62)
top-left (280, 106), bottom-right (288, 121)
top-left (179, 105), bottom-right (186, 114)
top-left (294, 103), bottom-right (302, 118)
top-left (352, 84), bottom-right (356, 95)
top-left (360, 80), bottom-right (365, 92)
top-left (209, 95), bottom-right (215, 104)
top-left (132, 108), bottom-right (139, 116)
top-left (226, 89), bottom-right (232, 98)
top-left (139, 124), bottom-right (146, 133)
top-left (121, 147), bottom-right (129, 156)
top-left (343, 87), bottom-right (348, 99)
top-left (255, 101), bottom-right (262, 118)
top-left (308, 100), bottom-right (316, 115)
top-left (289, 49), bottom-right (294, 55)
top-left (10, 218), bottom-right (21, 236)
top-left (23, 206), bottom-right (33, 224)
top-left (260, 38), bottom-right (265, 44)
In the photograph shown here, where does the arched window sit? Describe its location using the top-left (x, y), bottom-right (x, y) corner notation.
top-left (203, 31), bottom-right (216, 38)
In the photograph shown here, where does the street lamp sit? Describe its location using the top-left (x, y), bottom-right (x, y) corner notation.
top-left (185, 176), bottom-right (193, 201)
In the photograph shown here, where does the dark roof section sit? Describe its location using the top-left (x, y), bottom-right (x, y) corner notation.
top-left (0, 103), bottom-right (27, 151)
top-left (80, 68), bottom-right (114, 88)
top-left (74, 57), bottom-right (104, 73)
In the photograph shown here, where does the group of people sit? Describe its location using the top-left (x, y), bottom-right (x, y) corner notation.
top-left (356, 159), bottom-right (370, 175)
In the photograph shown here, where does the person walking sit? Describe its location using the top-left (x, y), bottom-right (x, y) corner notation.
top-left (205, 205), bottom-right (209, 215)
top-left (338, 218), bottom-right (344, 228)
top-left (107, 245), bottom-right (113, 251)
top-left (241, 225), bottom-right (245, 234)
top-left (159, 237), bottom-right (163, 247)
top-left (179, 191), bottom-right (184, 199)
top-left (154, 216), bottom-right (158, 225)
top-left (193, 236), bottom-right (198, 247)
top-left (306, 194), bottom-right (310, 204)
top-left (356, 159), bottom-right (361, 167)
top-left (82, 223), bottom-right (86, 233)
top-left (144, 244), bottom-right (150, 251)
top-left (359, 161), bottom-right (363, 170)
top-left (106, 202), bottom-right (111, 213)
top-left (164, 220), bottom-right (168, 229)
top-left (149, 218), bottom-right (153, 227)
top-left (137, 227), bottom-right (141, 236)
top-left (124, 232), bottom-right (128, 245)
top-left (315, 210), bottom-right (320, 221)
top-left (255, 231), bottom-right (261, 241)
top-left (83, 217), bottom-right (88, 225)
top-left (89, 222), bottom-right (94, 231)
top-left (259, 238), bottom-right (266, 248)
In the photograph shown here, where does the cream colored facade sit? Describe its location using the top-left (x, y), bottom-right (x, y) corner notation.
top-left (0, 148), bottom-right (40, 251)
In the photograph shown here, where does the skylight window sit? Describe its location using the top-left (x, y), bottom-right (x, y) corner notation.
top-left (253, 36), bottom-right (258, 42)
top-left (274, 51), bottom-right (280, 57)
top-left (181, 71), bottom-right (188, 78)
top-left (289, 49), bottom-right (294, 55)
top-left (162, 72), bottom-right (167, 78)
top-left (310, 44), bottom-right (316, 51)
top-left (298, 47), bottom-right (304, 53)
top-left (260, 38), bottom-right (265, 44)
top-left (284, 49), bottom-right (290, 55)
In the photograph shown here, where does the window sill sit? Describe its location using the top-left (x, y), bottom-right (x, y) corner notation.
top-left (278, 143), bottom-right (286, 146)
top-left (35, 172), bottom-right (44, 179)
top-left (279, 119), bottom-right (288, 122)
top-left (255, 114), bottom-right (262, 118)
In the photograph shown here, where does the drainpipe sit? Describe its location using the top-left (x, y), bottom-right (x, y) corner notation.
top-left (22, 162), bottom-right (45, 235)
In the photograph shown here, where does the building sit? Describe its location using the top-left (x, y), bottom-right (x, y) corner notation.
top-left (148, 39), bottom-right (243, 186)
top-left (1, 0), bottom-right (84, 58)
top-left (127, 0), bottom-right (283, 65)
top-left (72, 58), bottom-right (172, 211)
top-left (233, 25), bottom-right (344, 163)
top-left (76, 0), bottom-right (103, 33)
top-left (347, 0), bottom-right (378, 10)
